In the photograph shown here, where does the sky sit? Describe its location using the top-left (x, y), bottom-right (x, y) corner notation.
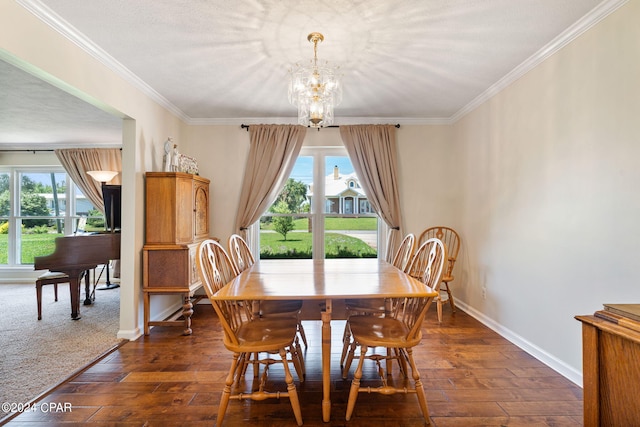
top-left (290, 155), bottom-right (354, 184)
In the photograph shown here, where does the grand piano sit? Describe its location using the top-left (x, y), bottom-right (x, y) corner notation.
top-left (34, 233), bottom-right (121, 320)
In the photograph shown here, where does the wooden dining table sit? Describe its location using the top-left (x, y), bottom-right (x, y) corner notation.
top-left (212, 257), bottom-right (438, 423)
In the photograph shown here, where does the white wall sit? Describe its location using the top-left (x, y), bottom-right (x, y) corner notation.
top-left (396, 125), bottom-right (458, 235)
top-left (452, 0), bottom-right (640, 383)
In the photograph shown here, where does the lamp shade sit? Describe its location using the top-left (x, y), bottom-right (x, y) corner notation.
top-left (87, 170), bottom-right (118, 183)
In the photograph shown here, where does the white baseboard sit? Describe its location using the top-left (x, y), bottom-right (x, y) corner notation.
top-left (117, 328), bottom-right (141, 341)
top-left (455, 301), bottom-right (583, 387)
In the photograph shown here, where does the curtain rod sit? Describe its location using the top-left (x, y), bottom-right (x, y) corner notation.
top-left (0, 148), bottom-right (122, 153)
top-left (240, 124), bottom-right (401, 131)
top-left (0, 149), bottom-right (54, 153)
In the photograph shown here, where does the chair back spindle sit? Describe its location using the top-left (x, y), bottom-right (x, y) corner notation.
top-left (390, 233), bottom-right (416, 272)
top-left (196, 239), bottom-right (239, 297)
top-left (228, 234), bottom-right (255, 273)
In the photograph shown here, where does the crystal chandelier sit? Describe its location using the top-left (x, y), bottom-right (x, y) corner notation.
top-left (288, 32), bottom-right (342, 128)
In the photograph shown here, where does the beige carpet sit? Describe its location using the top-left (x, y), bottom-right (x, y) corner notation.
top-left (0, 282), bottom-right (122, 408)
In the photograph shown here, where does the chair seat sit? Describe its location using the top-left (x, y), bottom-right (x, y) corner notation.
top-left (348, 315), bottom-right (421, 348)
top-left (226, 317), bottom-right (299, 353)
top-left (259, 300), bottom-right (303, 316)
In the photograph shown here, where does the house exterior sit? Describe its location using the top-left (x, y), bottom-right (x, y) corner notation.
top-left (307, 166), bottom-right (373, 214)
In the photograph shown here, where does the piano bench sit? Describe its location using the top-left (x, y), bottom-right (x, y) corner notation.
top-left (36, 272), bottom-right (69, 320)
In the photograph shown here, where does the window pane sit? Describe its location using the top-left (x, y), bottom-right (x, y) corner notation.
top-left (260, 215), bottom-right (311, 259)
top-left (325, 216), bottom-right (378, 258)
top-left (20, 219), bottom-right (65, 265)
top-left (259, 156), bottom-right (313, 259)
top-left (19, 172), bottom-right (66, 217)
top-left (0, 221), bottom-right (7, 265)
top-left (0, 172), bottom-right (9, 216)
top-left (0, 172), bottom-right (8, 264)
top-left (324, 156), bottom-right (366, 214)
top-left (323, 156), bottom-right (377, 258)
top-left (74, 185), bottom-right (104, 232)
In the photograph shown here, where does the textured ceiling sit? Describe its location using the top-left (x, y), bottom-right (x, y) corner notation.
top-left (0, 0), bottom-right (616, 146)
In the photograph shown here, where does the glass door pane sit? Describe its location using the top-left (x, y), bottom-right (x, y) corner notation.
top-left (0, 172), bottom-right (8, 265)
top-left (259, 156), bottom-right (313, 259)
top-left (323, 156), bottom-right (378, 258)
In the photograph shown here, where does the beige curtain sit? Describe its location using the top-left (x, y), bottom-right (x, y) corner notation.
top-left (234, 125), bottom-right (306, 240)
top-left (339, 125), bottom-right (403, 262)
top-left (55, 148), bottom-right (122, 213)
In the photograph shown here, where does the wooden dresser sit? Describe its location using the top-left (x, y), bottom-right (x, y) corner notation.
top-left (143, 172), bottom-right (210, 335)
top-left (575, 304), bottom-right (640, 426)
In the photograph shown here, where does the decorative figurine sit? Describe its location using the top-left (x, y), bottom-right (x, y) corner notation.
top-left (163, 137), bottom-right (173, 172)
top-left (171, 144), bottom-right (180, 172)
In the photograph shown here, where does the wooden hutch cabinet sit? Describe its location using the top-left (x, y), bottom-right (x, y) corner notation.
top-left (576, 304), bottom-right (640, 426)
top-left (142, 172), bottom-right (210, 335)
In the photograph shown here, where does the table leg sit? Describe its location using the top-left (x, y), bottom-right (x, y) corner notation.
top-left (322, 298), bottom-right (332, 422)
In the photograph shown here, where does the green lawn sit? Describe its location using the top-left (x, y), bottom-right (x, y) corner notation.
top-left (260, 231), bottom-right (376, 258)
top-left (261, 216), bottom-right (377, 231)
top-left (0, 233), bottom-right (62, 264)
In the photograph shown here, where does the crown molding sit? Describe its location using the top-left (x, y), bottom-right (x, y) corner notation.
top-left (449, 0), bottom-right (628, 123)
top-left (187, 116), bottom-right (452, 126)
top-left (17, 0), bottom-right (190, 123)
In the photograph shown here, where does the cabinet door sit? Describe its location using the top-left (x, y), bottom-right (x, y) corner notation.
top-left (144, 247), bottom-right (189, 289)
top-left (145, 172), bottom-right (193, 245)
top-left (193, 179), bottom-right (209, 241)
top-left (175, 177), bottom-right (194, 244)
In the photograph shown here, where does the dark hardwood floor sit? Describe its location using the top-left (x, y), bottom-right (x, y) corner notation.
top-left (1, 303), bottom-right (583, 426)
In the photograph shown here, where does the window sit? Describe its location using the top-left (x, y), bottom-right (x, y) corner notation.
top-left (259, 147), bottom-right (380, 259)
top-left (0, 167), bottom-right (103, 266)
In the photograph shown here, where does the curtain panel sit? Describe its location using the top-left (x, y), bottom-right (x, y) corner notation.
top-left (339, 124), bottom-right (403, 261)
top-left (234, 124), bottom-right (306, 242)
top-left (55, 148), bottom-right (122, 213)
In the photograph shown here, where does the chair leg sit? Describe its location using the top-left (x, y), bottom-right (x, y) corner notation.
top-left (395, 347), bottom-right (408, 378)
top-left (407, 347), bottom-right (431, 425)
top-left (443, 281), bottom-right (456, 313)
top-left (340, 321), bottom-right (352, 367)
top-left (345, 345), bottom-right (367, 421)
top-left (343, 340), bottom-right (358, 379)
top-left (291, 337), bottom-right (305, 382)
top-left (436, 297), bottom-right (443, 324)
top-left (217, 352), bottom-right (240, 427)
top-left (280, 348), bottom-right (303, 426)
top-left (36, 283), bottom-right (43, 320)
top-left (297, 319), bottom-right (308, 348)
top-left (53, 284), bottom-right (58, 301)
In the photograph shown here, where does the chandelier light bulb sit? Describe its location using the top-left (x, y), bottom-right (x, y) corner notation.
top-left (288, 32), bottom-right (342, 128)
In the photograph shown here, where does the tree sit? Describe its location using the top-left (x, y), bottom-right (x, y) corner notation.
top-left (0, 174), bottom-right (8, 193)
top-left (21, 193), bottom-right (50, 227)
top-left (0, 190), bottom-right (9, 216)
top-left (20, 175), bottom-right (38, 192)
top-left (271, 200), bottom-right (294, 240)
top-left (273, 178), bottom-right (307, 213)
